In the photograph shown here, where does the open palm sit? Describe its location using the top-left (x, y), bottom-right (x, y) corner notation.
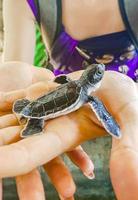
top-left (0, 62), bottom-right (138, 200)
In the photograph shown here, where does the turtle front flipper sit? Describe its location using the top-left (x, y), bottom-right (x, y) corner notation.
top-left (13, 99), bottom-right (30, 114)
top-left (21, 118), bottom-right (45, 138)
top-left (88, 96), bottom-right (121, 139)
top-left (54, 75), bottom-right (72, 84)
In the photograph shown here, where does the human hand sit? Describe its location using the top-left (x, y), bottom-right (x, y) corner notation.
top-left (0, 61), bottom-right (54, 92)
top-left (0, 62), bottom-right (94, 199)
top-left (69, 70), bottom-right (138, 200)
top-left (0, 70), bottom-right (137, 175)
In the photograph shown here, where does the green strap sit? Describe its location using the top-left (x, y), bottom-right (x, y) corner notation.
top-left (37, 0), bottom-right (62, 50)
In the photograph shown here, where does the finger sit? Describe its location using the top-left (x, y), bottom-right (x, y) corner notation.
top-left (0, 126), bottom-right (21, 200)
top-left (16, 169), bottom-right (45, 200)
top-left (26, 81), bottom-right (58, 101)
top-left (32, 67), bottom-right (55, 83)
top-left (0, 180), bottom-right (2, 200)
top-left (0, 111), bottom-right (12, 116)
top-left (0, 62), bottom-right (33, 92)
top-left (0, 90), bottom-right (26, 111)
top-left (0, 126), bottom-right (22, 146)
top-left (0, 114), bottom-right (104, 178)
top-left (67, 70), bottom-right (83, 80)
top-left (0, 114), bottom-right (18, 129)
top-left (67, 146), bottom-right (95, 179)
top-left (44, 157), bottom-right (76, 199)
top-left (0, 81), bottom-right (58, 111)
top-left (59, 195), bottom-right (75, 200)
top-left (0, 129), bottom-right (78, 177)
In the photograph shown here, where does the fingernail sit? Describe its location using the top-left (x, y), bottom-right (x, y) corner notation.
top-left (83, 171), bottom-right (95, 180)
top-left (59, 195), bottom-right (74, 200)
top-left (83, 160), bottom-right (95, 179)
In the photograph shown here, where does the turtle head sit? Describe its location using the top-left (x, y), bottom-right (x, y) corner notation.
top-left (80, 64), bottom-right (105, 94)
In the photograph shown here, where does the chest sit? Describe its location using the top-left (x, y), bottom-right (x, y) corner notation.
top-left (62, 0), bottom-right (100, 40)
top-left (61, 0), bottom-right (124, 41)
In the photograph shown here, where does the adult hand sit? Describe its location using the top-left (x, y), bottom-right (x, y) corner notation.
top-left (0, 68), bottom-right (138, 169)
top-left (0, 61), bottom-right (94, 200)
top-left (0, 69), bottom-right (137, 200)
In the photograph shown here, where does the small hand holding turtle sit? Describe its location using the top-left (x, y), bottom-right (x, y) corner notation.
top-left (0, 62), bottom-right (95, 200)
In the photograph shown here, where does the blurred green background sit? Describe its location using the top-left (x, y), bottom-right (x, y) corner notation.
top-left (34, 25), bottom-right (48, 68)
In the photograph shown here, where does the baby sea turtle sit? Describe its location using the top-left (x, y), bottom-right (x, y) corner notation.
top-left (13, 64), bottom-right (121, 139)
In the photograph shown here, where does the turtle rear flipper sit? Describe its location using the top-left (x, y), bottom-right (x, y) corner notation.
top-left (21, 118), bottom-right (45, 138)
top-left (88, 96), bottom-right (121, 139)
top-left (13, 99), bottom-right (30, 114)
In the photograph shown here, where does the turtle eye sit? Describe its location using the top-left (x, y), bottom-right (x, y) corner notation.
top-left (97, 64), bottom-right (105, 75)
top-left (97, 69), bottom-right (103, 75)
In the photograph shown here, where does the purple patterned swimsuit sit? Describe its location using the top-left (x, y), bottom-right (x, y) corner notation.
top-left (27, 0), bottom-right (138, 82)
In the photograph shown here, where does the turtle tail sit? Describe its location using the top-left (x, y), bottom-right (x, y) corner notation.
top-left (13, 99), bottom-right (30, 114)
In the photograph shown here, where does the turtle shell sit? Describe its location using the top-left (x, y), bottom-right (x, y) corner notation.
top-left (21, 81), bottom-right (81, 118)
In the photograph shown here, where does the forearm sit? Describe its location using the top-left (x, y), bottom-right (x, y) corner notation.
top-left (3, 0), bottom-right (36, 64)
top-left (136, 83), bottom-right (138, 95)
